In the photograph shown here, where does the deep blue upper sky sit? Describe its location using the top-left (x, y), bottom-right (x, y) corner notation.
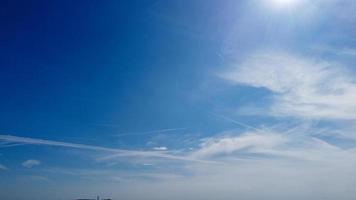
top-left (1, 0), bottom-right (221, 136)
top-left (1, 1), bottom-right (356, 200)
top-left (0, 0), bottom-right (276, 149)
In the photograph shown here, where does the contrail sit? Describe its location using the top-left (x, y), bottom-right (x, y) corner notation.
top-left (116, 128), bottom-right (186, 137)
top-left (210, 112), bottom-right (264, 133)
top-left (0, 134), bottom-right (210, 163)
top-left (211, 113), bottom-right (314, 137)
top-left (0, 134), bottom-right (131, 153)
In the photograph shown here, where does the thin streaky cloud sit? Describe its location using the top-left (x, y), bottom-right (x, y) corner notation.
top-left (0, 134), bottom-right (208, 163)
top-left (0, 142), bottom-right (25, 148)
top-left (210, 112), bottom-right (264, 133)
top-left (221, 52), bottom-right (356, 119)
top-left (191, 132), bottom-right (287, 159)
top-left (95, 152), bottom-right (216, 164)
top-left (0, 134), bottom-right (130, 153)
top-left (116, 128), bottom-right (187, 137)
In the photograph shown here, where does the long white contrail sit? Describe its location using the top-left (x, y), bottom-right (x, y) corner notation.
top-left (0, 134), bottom-right (209, 163)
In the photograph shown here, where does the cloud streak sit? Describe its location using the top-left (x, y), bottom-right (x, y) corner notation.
top-left (116, 128), bottom-right (186, 137)
top-left (153, 146), bottom-right (168, 151)
top-left (221, 51), bottom-right (356, 119)
top-left (192, 132), bottom-right (287, 159)
top-left (35, 127), bottom-right (356, 200)
top-left (190, 127), bottom-right (352, 163)
top-left (0, 134), bottom-right (206, 163)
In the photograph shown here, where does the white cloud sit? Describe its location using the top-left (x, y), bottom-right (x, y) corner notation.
top-left (189, 123), bottom-right (349, 162)
top-left (112, 125), bottom-right (354, 200)
top-left (191, 132), bottom-right (286, 158)
top-left (0, 164), bottom-right (7, 171)
top-left (153, 146), bottom-right (168, 151)
top-left (5, 126), bottom-right (356, 200)
top-left (39, 144), bottom-right (356, 200)
top-left (221, 52), bottom-right (356, 119)
top-left (0, 134), bottom-right (207, 163)
top-left (22, 159), bottom-right (41, 168)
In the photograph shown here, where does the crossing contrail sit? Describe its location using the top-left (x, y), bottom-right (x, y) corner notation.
top-left (210, 112), bottom-right (264, 133)
top-left (0, 134), bottom-right (211, 163)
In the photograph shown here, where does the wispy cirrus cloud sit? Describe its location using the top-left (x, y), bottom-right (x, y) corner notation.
top-left (221, 51), bottom-right (356, 119)
top-left (190, 126), bottom-right (350, 162)
top-left (0, 134), bottom-right (206, 163)
top-left (6, 125), bottom-right (356, 200)
top-left (39, 127), bottom-right (356, 200)
top-left (191, 132), bottom-right (287, 159)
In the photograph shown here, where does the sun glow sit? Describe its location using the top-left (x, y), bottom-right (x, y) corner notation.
top-left (270, 0), bottom-right (299, 8)
top-left (272, 0), bottom-right (297, 4)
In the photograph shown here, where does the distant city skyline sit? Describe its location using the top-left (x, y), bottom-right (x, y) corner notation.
top-left (76, 195), bottom-right (111, 200)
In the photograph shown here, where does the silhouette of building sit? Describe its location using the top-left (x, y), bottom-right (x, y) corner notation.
top-left (76, 199), bottom-right (95, 200)
top-left (76, 195), bottom-right (112, 200)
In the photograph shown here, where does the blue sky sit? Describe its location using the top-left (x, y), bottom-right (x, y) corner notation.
top-left (1, 0), bottom-right (356, 199)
